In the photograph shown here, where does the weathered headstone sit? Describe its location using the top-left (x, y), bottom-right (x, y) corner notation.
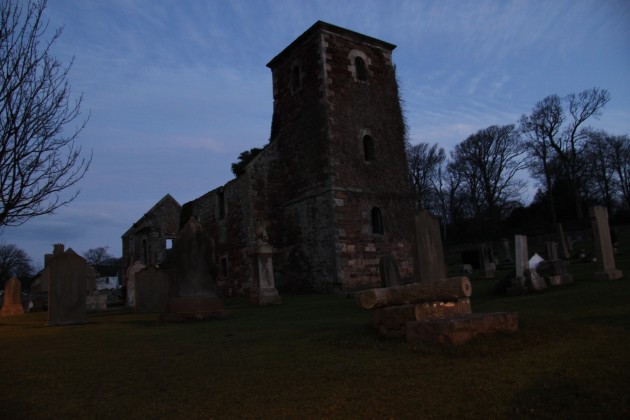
top-left (479, 243), bottom-right (496, 279)
top-left (86, 293), bottom-right (108, 312)
top-left (514, 235), bottom-right (528, 287)
top-left (250, 244), bottom-right (281, 306)
top-left (125, 261), bottom-right (145, 307)
top-left (512, 234), bottom-right (548, 293)
top-left (556, 223), bottom-right (570, 259)
top-left (527, 254), bottom-right (548, 291)
top-left (379, 254), bottom-right (401, 287)
top-left (135, 266), bottom-right (170, 313)
top-left (502, 238), bottom-right (512, 262)
top-left (47, 249), bottom-right (89, 326)
top-left (0, 277), bottom-right (24, 316)
top-left (412, 210), bottom-right (446, 282)
top-left (545, 241), bottom-right (559, 260)
top-left (566, 233), bottom-right (574, 252)
top-left (589, 206), bottom-right (623, 281)
top-left (536, 260), bottom-right (573, 286)
top-left (527, 253), bottom-right (548, 292)
top-left (162, 217), bottom-right (225, 320)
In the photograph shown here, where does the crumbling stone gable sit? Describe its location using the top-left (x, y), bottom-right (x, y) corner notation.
top-left (122, 194), bottom-right (181, 277)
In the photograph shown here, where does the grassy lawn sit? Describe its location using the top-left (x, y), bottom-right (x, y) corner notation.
top-left (1, 256), bottom-right (629, 419)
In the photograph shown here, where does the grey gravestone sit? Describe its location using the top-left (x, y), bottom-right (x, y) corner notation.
top-left (47, 249), bottom-right (88, 326)
top-left (505, 236), bottom-right (547, 293)
top-left (589, 206), bottom-right (623, 280)
top-left (125, 261), bottom-right (145, 307)
top-left (136, 266), bottom-right (170, 313)
top-left (527, 253), bottom-right (548, 292)
top-left (479, 243), bottom-right (496, 279)
top-left (1, 277), bottom-right (24, 316)
top-left (545, 241), bottom-right (559, 260)
top-left (163, 217), bottom-right (225, 320)
top-left (250, 243), bottom-right (281, 306)
top-left (502, 238), bottom-right (512, 262)
top-left (536, 260), bottom-right (573, 286)
top-left (86, 293), bottom-right (108, 312)
top-left (379, 254), bottom-right (401, 287)
top-left (412, 210), bottom-right (446, 282)
top-left (556, 223), bottom-right (570, 259)
top-left (514, 235), bottom-right (528, 285)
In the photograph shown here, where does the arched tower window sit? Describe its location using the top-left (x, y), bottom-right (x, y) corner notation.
top-left (371, 207), bottom-right (384, 235)
top-left (348, 50), bottom-right (371, 82)
top-left (355, 56), bottom-right (367, 81)
top-left (363, 135), bottom-right (374, 161)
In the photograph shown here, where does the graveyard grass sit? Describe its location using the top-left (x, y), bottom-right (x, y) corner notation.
top-left (2, 259), bottom-right (630, 418)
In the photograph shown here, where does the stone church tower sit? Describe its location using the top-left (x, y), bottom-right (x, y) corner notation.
top-left (123, 21), bottom-right (415, 293)
top-left (263, 21), bottom-right (415, 291)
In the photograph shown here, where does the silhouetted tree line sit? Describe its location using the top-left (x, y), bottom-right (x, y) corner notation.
top-left (407, 88), bottom-right (629, 244)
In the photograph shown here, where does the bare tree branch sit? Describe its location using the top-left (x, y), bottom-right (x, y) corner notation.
top-left (0, 0), bottom-right (91, 227)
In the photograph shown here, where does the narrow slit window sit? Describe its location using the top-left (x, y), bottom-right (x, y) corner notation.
top-left (371, 207), bottom-right (384, 235)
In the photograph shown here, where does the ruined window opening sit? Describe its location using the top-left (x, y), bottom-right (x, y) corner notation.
top-left (355, 56), bottom-right (367, 81)
top-left (165, 239), bottom-right (173, 250)
top-left (363, 135), bottom-right (374, 161)
top-left (291, 64), bottom-right (302, 92)
top-left (218, 189), bottom-right (226, 220)
top-left (371, 207), bottom-right (384, 235)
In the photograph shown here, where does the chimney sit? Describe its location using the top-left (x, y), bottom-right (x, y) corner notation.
top-left (53, 243), bottom-right (65, 256)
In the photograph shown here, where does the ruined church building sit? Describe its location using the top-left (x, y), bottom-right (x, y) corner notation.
top-left (122, 21), bottom-right (415, 294)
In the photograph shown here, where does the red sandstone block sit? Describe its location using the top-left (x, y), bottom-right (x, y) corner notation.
top-left (406, 312), bottom-right (518, 345)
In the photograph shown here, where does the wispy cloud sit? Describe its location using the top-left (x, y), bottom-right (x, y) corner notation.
top-left (4, 0), bottom-right (627, 261)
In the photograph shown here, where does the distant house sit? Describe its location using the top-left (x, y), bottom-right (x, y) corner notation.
top-left (30, 244), bottom-right (97, 293)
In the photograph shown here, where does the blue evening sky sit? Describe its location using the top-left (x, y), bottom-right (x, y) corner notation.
top-left (2, 0), bottom-right (629, 267)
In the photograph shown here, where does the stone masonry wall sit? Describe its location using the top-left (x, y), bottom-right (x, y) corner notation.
top-left (321, 29), bottom-right (415, 290)
top-left (122, 195), bottom-right (181, 282)
top-left (264, 28), bottom-right (339, 292)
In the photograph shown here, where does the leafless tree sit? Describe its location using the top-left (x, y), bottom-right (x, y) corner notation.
top-left (521, 88), bottom-right (610, 220)
top-left (0, 0), bottom-right (90, 227)
top-left (520, 94), bottom-right (564, 225)
top-left (0, 243), bottom-right (34, 284)
top-left (449, 124), bottom-right (527, 224)
top-left (584, 130), bottom-right (618, 212)
top-left (607, 134), bottom-right (630, 211)
top-left (83, 246), bottom-right (113, 266)
top-left (406, 142), bottom-right (445, 212)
